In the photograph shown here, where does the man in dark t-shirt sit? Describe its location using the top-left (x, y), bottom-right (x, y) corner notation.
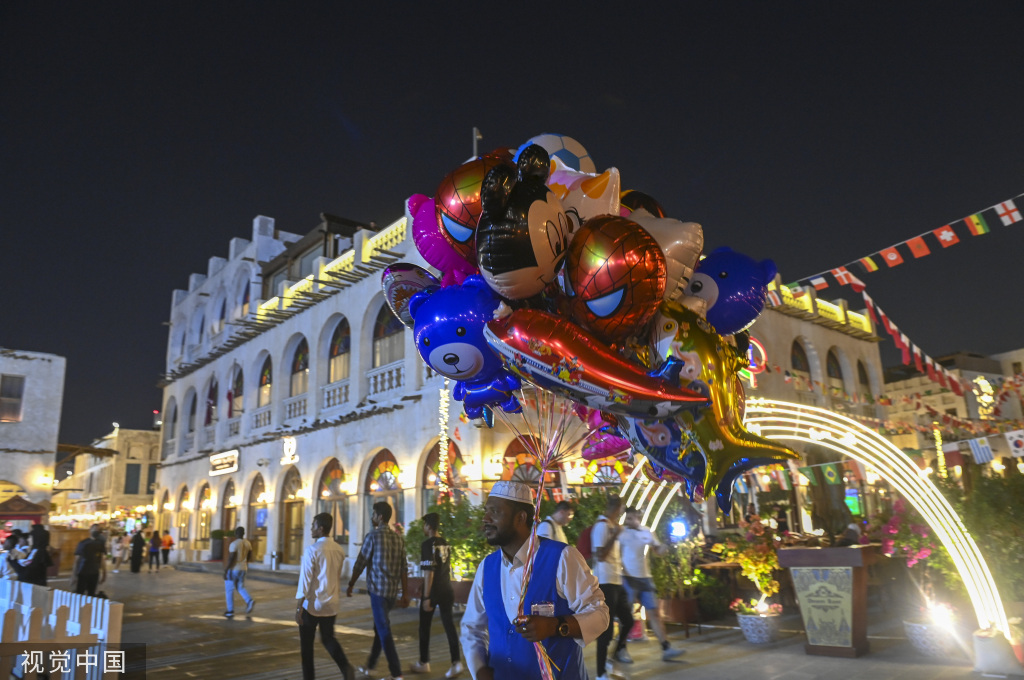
top-left (70, 524), bottom-right (107, 596)
top-left (412, 512), bottom-right (462, 678)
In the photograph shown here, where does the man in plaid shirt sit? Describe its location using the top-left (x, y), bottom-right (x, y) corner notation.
top-left (348, 501), bottom-right (409, 680)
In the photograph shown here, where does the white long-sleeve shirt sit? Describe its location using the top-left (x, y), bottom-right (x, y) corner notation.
top-left (459, 540), bottom-right (609, 680)
top-left (295, 537), bottom-right (347, 617)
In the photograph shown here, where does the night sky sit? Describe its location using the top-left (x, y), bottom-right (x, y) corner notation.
top-left (3, 3), bottom-right (1023, 445)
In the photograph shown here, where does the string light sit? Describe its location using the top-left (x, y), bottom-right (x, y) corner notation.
top-left (437, 379), bottom-right (451, 499)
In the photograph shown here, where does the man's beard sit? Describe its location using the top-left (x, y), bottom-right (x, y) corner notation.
top-left (485, 526), bottom-right (515, 547)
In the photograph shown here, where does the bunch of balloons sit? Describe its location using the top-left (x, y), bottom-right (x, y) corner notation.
top-left (383, 133), bottom-right (797, 508)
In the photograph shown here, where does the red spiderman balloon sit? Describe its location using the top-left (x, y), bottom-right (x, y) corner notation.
top-left (434, 150), bottom-right (514, 261)
top-left (564, 215), bottom-right (666, 345)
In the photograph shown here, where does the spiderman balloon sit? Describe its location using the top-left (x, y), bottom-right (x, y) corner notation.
top-left (563, 215), bottom-right (666, 345)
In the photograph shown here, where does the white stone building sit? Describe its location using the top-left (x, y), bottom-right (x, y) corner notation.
top-left (0, 348), bottom-right (67, 518)
top-left (52, 427), bottom-right (161, 527)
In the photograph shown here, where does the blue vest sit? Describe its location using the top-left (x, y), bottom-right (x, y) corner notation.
top-left (482, 538), bottom-right (588, 680)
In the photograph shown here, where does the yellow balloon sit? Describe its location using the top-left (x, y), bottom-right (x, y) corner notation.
top-left (652, 301), bottom-right (798, 495)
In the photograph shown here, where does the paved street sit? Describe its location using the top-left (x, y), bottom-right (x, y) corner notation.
top-left (47, 567), bottom-right (982, 680)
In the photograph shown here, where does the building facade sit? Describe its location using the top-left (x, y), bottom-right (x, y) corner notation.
top-left (0, 348), bottom-right (67, 514)
top-left (52, 428), bottom-right (161, 529)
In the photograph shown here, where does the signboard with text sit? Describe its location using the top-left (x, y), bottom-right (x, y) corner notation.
top-left (209, 450), bottom-right (239, 476)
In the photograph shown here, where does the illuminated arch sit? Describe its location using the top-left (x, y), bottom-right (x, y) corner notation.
top-left (621, 398), bottom-right (1010, 634)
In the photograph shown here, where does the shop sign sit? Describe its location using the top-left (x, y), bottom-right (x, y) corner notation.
top-left (210, 450), bottom-right (239, 476)
top-left (790, 566), bottom-right (854, 647)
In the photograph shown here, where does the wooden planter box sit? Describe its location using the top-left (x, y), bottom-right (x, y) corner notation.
top-left (659, 596), bottom-right (699, 624)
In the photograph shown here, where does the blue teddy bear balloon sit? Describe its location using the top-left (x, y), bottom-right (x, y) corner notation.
top-left (408, 275), bottom-right (522, 420)
top-left (682, 247), bottom-right (778, 335)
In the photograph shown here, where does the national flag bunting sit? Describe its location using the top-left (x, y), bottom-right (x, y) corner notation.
top-left (859, 255), bottom-right (879, 273)
top-left (796, 467), bottom-right (817, 486)
top-left (777, 468), bottom-right (792, 490)
top-left (912, 345), bottom-right (923, 373)
top-left (861, 292), bottom-right (878, 324)
top-left (965, 214), bottom-right (990, 236)
top-left (767, 289), bottom-right (782, 307)
top-left (1005, 430), bottom-right (1024, 458)
top-left (821, 463), bottom-right (842, 485)
top-left (831, 267), bottom-right (856, 286)
top-left (968, 437), bottom-right (994, 464)
top-left (906, 236), bottom-right (931, 258)
top-left (932, 224), bottom-right (960, 248)
top-left (810, 276), bottom-right (828, 290)
top-left (996, 200), bottom-right (1021, 226)
top-left (880, 246), bottom-right (904, 267)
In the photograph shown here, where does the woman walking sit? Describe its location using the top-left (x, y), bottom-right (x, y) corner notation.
top-left (129, 529), bottom-right (146, 573)
top-left (148, 531), bottom-right (162, 572)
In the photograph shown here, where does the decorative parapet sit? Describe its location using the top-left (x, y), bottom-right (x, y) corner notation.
top-left (769, 277), bottom-right (878, 341)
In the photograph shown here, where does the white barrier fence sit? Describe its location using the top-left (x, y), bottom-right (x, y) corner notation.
top-left (0, 581), bottom-right (124, 679)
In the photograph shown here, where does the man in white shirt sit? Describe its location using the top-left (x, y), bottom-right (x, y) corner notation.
top-left (224, 526), bottom-right (255, 619)
top-left (618, 507), bottom-right (684, 661)
top-left (460, 480), bottom-right (609, 680)
top-left (536, 501), bottom-right (574, 544)
top-left (592, 494), bottom-right (633, 679)
top-left (295, 512), bottom-right (355, 680)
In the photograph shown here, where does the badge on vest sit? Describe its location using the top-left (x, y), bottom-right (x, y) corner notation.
top-left (531, 601), bottom-right (555, 617)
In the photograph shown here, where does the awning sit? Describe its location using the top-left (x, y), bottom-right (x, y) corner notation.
top-left (0, 495), bottom-right (48, 521)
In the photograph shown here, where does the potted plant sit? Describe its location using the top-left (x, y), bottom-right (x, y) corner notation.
top-left (711, 517), bottom-right (783, 643)
top-left (650, 538), bottom-right (701, 624)
top-left (870, 497), bottom-right (964, 657)
top-left (210, 529), bottom-right (229, 561)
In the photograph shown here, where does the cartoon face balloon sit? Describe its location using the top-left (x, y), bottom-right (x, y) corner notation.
top-left (681, 247), bottom-right (777, 335)
top-left (629, 210), bottom-right (703, 302)
top-left (476, 145), bottom-right (570, 300)
top-left (564, 215), bottom-right (666, 345)
top-left (409, 194), bottom-right (478, 286)
top-left (546, 157), bottom-right (621, 238)
top-left (435, 151), bottom-right (514, 261)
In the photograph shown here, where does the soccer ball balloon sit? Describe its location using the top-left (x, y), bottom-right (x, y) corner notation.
top-left (515, 134), bottom-right (595, 174)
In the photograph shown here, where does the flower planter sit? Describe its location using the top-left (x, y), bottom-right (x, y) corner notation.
top-left (903, 620), bottom-right (954, 657)
top-left (659, 597), bottom-right (699, 625)
top-left (737, 613), bottom-right (779, 643)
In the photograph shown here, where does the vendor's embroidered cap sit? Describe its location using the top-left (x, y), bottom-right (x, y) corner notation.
top-left (488, 480), bottom-right (534, 504)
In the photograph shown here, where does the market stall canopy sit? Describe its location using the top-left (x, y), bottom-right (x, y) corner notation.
top-left (0, 495), bottom-right (48, 521)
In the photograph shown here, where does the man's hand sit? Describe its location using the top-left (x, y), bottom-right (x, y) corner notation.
top-left (476, 667), bottom-right (495, 680)
top-left (421, 596), bottom-right (434, 612)
top-left (396, 594), bottom-right (410, 609)
top-left (514, 615), bottom-right (557, 642)
top-left (295, 607), bottom-right (304, 626)
top-left (346, 584), bottom-right (354, 598)
top-left (224, 571), bottom-right (229, 581)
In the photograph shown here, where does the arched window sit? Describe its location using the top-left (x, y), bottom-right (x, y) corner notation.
top-left (228, 367), bottom-right (244, 417)
top-left (186, 394), bottom-right (197, 433)
top-left (290, 339), bottom-right (309, 397)
top-left (422, 441), bottom-right (467, 512)
top-left (258, 357), bottom-right (272, 407)
top-left (584, 459), bottom-right (628, 485)
top-left (857, 361), bottom-right (870, 390)
top-left (178, 486), bottom-right (191, 541)
top-left (214, 299), bottom-right (226, 335)
top-left (197, 315), bottom-right (205, 345)
top-left (197, 484), bottom-right (212, 546)
top-left (791, 341), bottom-right (809, 373)
top-left (248, 473), bottom-right (267, 563)
top-left (826, 350), bottom-right (843, 381)
top-left (240, 281), bottom-right (251, 318)
top-left (365, 449), bottom-right (403, 531)
top-left (205, 379), bottom-right (218, 425)
top-left (372, 306), bottom-right (405, 368)
top-left (329, 319), bottom-right (351, 383)
top-left (318, 459), bottom-right (350, 544)
top-left (164, 402), bottom-right (177, 443)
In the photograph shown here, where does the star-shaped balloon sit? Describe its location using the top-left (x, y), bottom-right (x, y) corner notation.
top-left (652, 301), bottom-right (799, 495)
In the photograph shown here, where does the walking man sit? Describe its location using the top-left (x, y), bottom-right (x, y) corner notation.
top-left (619, 507), bottom-right (685, 660)
top-left (593, 494), bottom-right (634, 680)
top-left (161, 530), bottom-right (174, 565)
top-left (69, 524), bottom-right (107, 596)
top-left (347, 501), bottom-right (409, 680)
top-left (412, 512), bottom-right (462, 678)
top-left (224, 526), bottom-right (255, 619)
top-left (296, 512), bottom-right (355, 680)
top-left (460, 481), bottom-right (609, 680)
top-left (536, 501), bottom-right (574, 544)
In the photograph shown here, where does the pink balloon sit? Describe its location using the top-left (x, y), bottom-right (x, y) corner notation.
top-left (409, 194), bottom-right (478, 286)
top-left (575, 406), bottom-right (631, 461)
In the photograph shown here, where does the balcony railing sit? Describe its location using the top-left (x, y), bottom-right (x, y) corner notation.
top-left (368, 361), bottom-right (404, 400)
top-left (252, 405), bottom-right (272, 430)
top-left (226, 416), bottom-right (241, 438)
top-left (163, 438), bottom-right (176, 458)
top-left (284, 394), bottom-right (308, 421)
top-left (203, 424), bottom-right (216, 447)
top-left (182, 432), bottom-right (195, 452)
top-left (322, 380), bottom-right (351, 410)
